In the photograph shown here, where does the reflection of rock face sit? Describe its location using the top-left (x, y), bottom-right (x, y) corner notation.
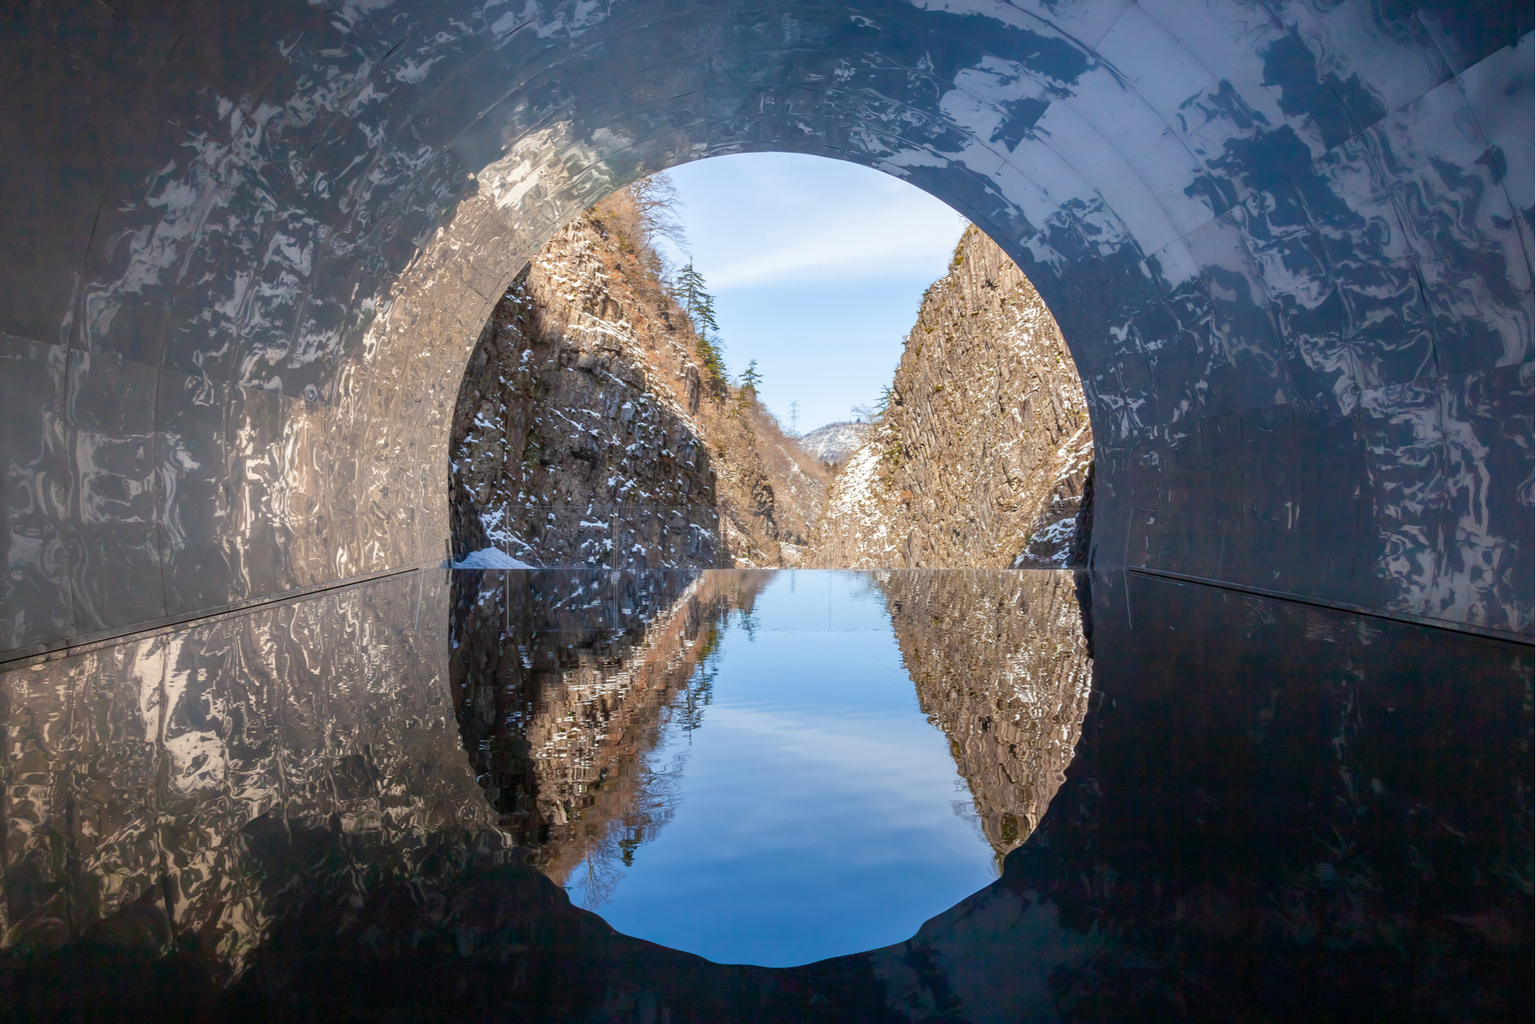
top-left (0, 567), bottom-right (897, 1022)
top-left (0, 571), bottom-right (492, 977)
top-left (866, 574), bottom-right (1532, 1024)
top-left (878, 570), bottom-right (1092, 861)
top-left (2, 570), bottom-right (1523, 1022)
top-left (451, 567), bottom-right (1091, 890)
top-left (449, 569), bottom-right (773, 887)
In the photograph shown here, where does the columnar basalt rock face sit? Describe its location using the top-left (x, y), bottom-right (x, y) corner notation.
top-left (450, 202), bottom-right (828, 568)
top-left (0, 0), bottom-right (1530, 655)
top-left (450, 234), bottom-right (723, 569)
top-left (877, 569), bottom-right (1093, 863)
top-left (810, 228), bottom-right (1093, 568)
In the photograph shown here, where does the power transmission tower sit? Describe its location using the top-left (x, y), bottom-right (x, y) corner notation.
top-left (788, 401), bottom-right (800, 434)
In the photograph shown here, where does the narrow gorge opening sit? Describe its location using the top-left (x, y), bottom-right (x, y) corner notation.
top-left (443, 154), bottom-right (1101, 963)
top-left (446, 154), bottom-right (1096, 575)
top-left (3, 1), bottom-right (1528, 1015)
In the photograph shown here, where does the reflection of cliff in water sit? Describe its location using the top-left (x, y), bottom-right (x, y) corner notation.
top-left (878, 569), bottom-right (1092, 864)
top-left (448, 569), bottom-right (774, 894)
top-left (1, 570), bottom-right (1523, 1022)
top-left (448, 567), bottom-right (1093, 896)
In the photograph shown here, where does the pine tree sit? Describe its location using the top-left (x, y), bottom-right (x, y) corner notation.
top-left (673, 262), bottom-right (719, 335)
top-left (674, 261), bottom-right (728, 399)
top-left (739, 359), bottom-right (762, 395)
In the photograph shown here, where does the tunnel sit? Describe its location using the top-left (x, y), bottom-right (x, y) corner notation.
top-left (0, 0), bottom-right (1530, 664)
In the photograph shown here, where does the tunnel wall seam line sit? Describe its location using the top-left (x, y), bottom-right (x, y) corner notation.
top-left (0, 562), bottom-right (438, 671)
top-left (1127, 567), bottom-right (1535, 646)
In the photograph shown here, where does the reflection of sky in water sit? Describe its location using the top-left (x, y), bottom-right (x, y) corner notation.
top-left (567, 571), bottom-right (998, 967)
top-left (4, 567), bottom-right (1522, 1018)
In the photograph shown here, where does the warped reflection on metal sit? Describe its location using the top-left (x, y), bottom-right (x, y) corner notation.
top-left (0, 1), bottom-right (1531, 661)
top-left (0, 568), bottom-right (1525, 1021)
top-left (1129, 566), bottom-right (1535, 644)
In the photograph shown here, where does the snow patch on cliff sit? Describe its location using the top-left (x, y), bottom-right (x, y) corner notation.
top-left (817, 437), bottom-right (900, 567)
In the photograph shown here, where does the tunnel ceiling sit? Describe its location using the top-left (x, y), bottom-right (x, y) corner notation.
top-left (0, 0), bottom-right (1530, 658)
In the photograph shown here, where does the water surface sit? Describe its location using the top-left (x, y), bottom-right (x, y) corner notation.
top-left (0, 567), bottom-right (1524, 1023)
top-left (562, 571), bottom-right (1001, 965)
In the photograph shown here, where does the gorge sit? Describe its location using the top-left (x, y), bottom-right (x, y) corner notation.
top-left (449, 185), bottom-right (1094, 574)
top-left (809, 226), bottom-right (1094, 569)
top-left (449, 188), bottom-right (829, 570)
top-left (1, 1), bottom-right (1530, 1018)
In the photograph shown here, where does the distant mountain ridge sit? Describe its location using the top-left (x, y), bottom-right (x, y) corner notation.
top-left (798, 421), bottom-right (873, 467)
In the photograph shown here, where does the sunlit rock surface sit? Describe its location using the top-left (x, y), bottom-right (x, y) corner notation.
top-left (810, 228), bottom-right (1093, 568)
top-left (449, 199), bottom-right (829, 569)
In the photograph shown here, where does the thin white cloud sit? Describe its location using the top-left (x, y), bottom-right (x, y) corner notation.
top-left (662, 153), bottom-right (967, 291)
top-left (707, 206), bottom-right (964, 288)
top-left (651, 153), bottom-right (970, 431)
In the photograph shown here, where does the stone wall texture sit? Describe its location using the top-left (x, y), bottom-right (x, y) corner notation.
top-left (810, 228), bottom-right (1093, 568)
top-left (0, 570), bottom-right (494, 975)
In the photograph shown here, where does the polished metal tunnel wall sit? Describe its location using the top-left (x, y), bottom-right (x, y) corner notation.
top-left (0, 0), bottom-right (1530, 659)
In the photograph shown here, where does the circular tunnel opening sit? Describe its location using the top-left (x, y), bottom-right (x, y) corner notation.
top-left (442, 152), bottom-right (1098, 963)
top-left (0, 0), bottom-right (1528, 1015)
top-left (446, 154), bottom-right (1095, 573)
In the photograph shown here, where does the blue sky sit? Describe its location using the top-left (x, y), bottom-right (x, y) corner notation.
top-left (653, 153), bottom-right (967, 434)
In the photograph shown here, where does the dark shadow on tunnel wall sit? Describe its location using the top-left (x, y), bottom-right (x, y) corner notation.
top-left (0, 0), bottom-right (1529, 663)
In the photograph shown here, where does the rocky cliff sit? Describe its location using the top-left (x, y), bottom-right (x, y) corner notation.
top-left (808, 227), bottom-right (1092, 568)
top-left (450, 189), bottom-right (830, 569)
